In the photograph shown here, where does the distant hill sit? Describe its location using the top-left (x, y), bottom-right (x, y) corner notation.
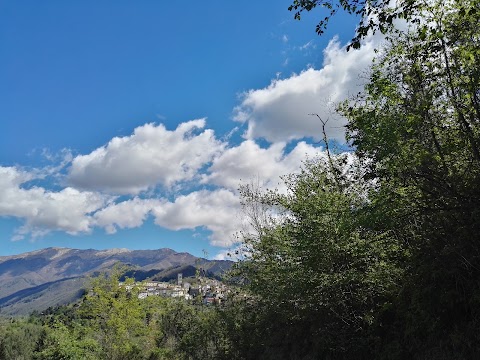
top-left (0, 247), bottom-right (232, 315)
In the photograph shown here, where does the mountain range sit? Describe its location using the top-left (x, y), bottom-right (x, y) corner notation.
top-left (0, 247), bottom-right (232, 316)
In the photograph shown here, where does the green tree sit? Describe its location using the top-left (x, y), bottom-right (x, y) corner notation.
top-left (233, 2), bottom-right (480, 355)
top-left (34, 321), bottom-right (99, 360)
top-left (234, 155), bottom-right (405, 359)
top-left (0, 317), bottom-right (43, 360)
top-left (78, 269), bottom-right (153, 360)
top-left (339, 0), bottom-right (480, 356)
top-left (156, 300), bottom-right (232, 360)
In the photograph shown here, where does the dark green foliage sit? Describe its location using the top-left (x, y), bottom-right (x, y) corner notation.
top-left (0, 317), bottom-right (43, 360)
top-left (338, 0), bottom-right (480, 357)
top-left (156, 300), bottom-right (233, 360)
top-left (230, 1), bottom-right (480, 358)
top-left (231, 155), bottom-right (406, 359)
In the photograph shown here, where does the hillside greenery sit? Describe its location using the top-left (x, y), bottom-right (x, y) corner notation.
top-left (2, 0), bottom-right (480, 358)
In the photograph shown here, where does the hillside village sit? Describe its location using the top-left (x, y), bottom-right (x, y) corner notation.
top-left (119, 273), bottom-right (230, 305)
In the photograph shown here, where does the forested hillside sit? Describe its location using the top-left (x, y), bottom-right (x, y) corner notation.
top-left (0, 248), bottom-right (230, 316)
top-left (1, 0), bottom-right (479, 358)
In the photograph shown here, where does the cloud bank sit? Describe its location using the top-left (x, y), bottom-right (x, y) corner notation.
top-left (203, 140), bottom-right (320, 192)
top-left (69, 119), bottom-right (224, 194)
top-left (234, 36), bottom-right (378, 143)
top-left (0, 166), bottom-right (110, 240)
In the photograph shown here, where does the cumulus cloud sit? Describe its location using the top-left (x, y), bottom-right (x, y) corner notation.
top-left (0, 166), bottom-right (110, 240)
top-left (68, 119), bottom-right (225, 195)
top-left (213, 247), bottom-right (237, 261)
top-left (77, 189), bottom-right (243, 247)
top-left (94, 197), bottom-right (162, 234)
top-left (0, 164), bottom-right (242, 246)
top-left (81, 138), bottom-right (330, 247)
top-left (203, 140), bottom-right (321, 192)
top-left (152, 189), bottom-right (242, 247)
top-left (233, 35), bottom-right (380, 143)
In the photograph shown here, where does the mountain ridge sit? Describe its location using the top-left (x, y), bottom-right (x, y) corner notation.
top-left (0, 247), bottom-right (232, 315)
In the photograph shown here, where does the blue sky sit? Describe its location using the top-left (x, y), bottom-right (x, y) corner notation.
top-left (0, 1), bottom-right (380, 259)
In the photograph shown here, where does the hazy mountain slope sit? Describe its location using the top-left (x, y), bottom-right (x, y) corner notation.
top-left (0, 247), bottom-right (231, 315)
top-left (0, 277), bottom-right (87, 316)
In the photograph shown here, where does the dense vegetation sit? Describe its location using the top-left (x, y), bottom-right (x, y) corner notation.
top-left (1, 0), bottom-right (479, 358)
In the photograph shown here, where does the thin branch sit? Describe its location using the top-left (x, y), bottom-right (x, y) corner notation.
top-left (309, 113), bottom-right (340, 187)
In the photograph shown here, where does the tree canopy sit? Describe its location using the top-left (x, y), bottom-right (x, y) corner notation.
top-left (233, 0), bottom-right (480, 357)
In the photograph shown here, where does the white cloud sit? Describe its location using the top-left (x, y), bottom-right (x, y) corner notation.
top-left (299, 40), bottom-right (316, 51)
top-left (233, 35), bottom-right (379, 143)
top-left (90, 140), bottom-right (325, 247)
top-left (94, 197), bottom-right (162, 234)
top-left (68, 119), bottom-right (225, 195)
top-left (213, 243), bottom-right (251, 261)
top-left (152, 189), bottom-right (241, 247)
top-left (203, 140), bottom-right (321, 192)
top-left (213, 247), bottom-right (237, 261)
top-left (84, 189), bottom-right (242, 247)
top-left (213, 248), bottom-right (232, 260)
top-left (0, 166), bottom-right (242, 246)
top-left (0, 166), bottom-right (110, 240)
top-left (0, 139), bottom-right (326, 247)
